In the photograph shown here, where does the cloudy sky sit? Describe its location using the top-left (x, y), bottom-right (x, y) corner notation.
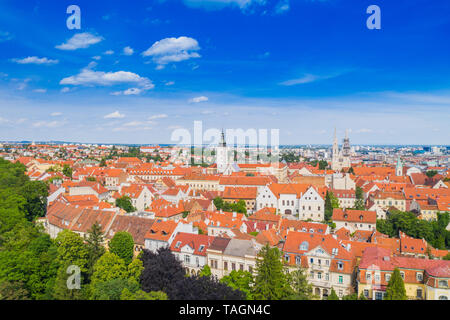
top-left (0, 0), bottom-right (449, 145)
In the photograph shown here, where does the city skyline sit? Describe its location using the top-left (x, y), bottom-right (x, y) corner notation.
top-left (1, 0), bottom-right (449, 144)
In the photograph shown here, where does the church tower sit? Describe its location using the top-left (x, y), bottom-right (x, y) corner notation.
top-left (396, 156), bottom-right (403, 176)
top-left (216, 129), bottom-right (228, 173)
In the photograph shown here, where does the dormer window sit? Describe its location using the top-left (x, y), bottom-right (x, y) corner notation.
top-left (199, 245), bottom-right (205, 252)
top-left (337, 261), bottom-right (343, 270)
top-left (175, 241), bottom-right (181, 248)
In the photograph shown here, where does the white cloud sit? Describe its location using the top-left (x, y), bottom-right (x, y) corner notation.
top-left (279, 74), bottom-right (321, 86)
top-left (104, 111), bottom-right (125, 119)
top-left (123, 121), bottom-right (146, 127)
top-left (189, 96), bottom-right (208, 103)
top-left (60, 87), bottom-right (71, 93)
top-left (92, 56), bottom-right (102, 60)
top-left (0, 31), bottom-right (13, 42)
top-left (111, 88), bottom-right (143, 96)
top-left (55, 32), bottom-right (103, 50)
top-left (123, 46), bottom-right (134, 56)
top-left (51, 112), bottom-right (62, 117)
top-left (275, 0), bottom-right (290, 14)
top-left (142, 36), bottom-right (201, 68)
top-left (60, 62), bottom-right (154, 90)
top-left (165, 81), bottom-right (175, 86)
top-left (104, 50), bottom-right (114, 55)
top-left (12, 56), bottom-right (59, 65)
top-left (149, 114), bottom-right (168, 120)
top-left (182, 0), bottom-right (264, 11)
top-left (32, 120), bottom-right (67, 128)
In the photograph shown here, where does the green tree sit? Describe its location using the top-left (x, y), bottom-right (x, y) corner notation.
top-left (91, 252), bottom-right (128, 287)
top-left (384, 268), bottom-right (407, 300)
top-left (221, 270), bottom-right (253, 300)
top-left (54, 230), bottom-right (89, 274)
top-left (198, 264), bottom-right (212, 277)
top-left (342, 293), bottom-right (358, 300)
top-left (99, 158), bottom-right (107, 167)
top-left (115, 196), bottom-right (136, 213)
top-left (358, 292), bottom-right (367, 300)
top-left (426, 170), bottom-right (438, 178)
top-left (127, 258), bottom-right (144, 282)
top-left (84, 222), bottom-right (106, 279)
top-left (251, 245), bottom-right (292, 300)
top-left (108, 231), bottom-right (135, 265)
top-left (90, 278), bottom-right (139, 300)
top-left (287, 267), bottom-right (314, 300)
top-left (443, 252), bottom-right (450, 261)
top-left (62, 164), bottom-right (73, 178)
top-left (325, 191), bottom-right (339, 222)
top-left (213, 197), bottom-right (224, 210)
top-left (354, 186), bottom-right (365, 210)
top-left (120, 288), bottom-right (168, 300)
top-left (327, 288), bottom-right (339, 300)
top-left (18, 180), bottom-right (48, 221)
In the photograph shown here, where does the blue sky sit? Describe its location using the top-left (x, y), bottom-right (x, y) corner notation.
top-left (0, 0), bottom-right (449, 145)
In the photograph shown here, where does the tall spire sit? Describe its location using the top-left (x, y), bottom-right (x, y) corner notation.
top-left (220, 129), bottom-right (226, 147)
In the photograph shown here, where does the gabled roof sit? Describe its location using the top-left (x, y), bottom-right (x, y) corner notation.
top-left (332, 208), bottom-right (377, 224)
top-left (170, 232), bottom-right (214, 256)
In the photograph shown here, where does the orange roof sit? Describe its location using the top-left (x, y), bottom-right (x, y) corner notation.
top-left (222, 186), bottom-right (257, 199)
top-left (332, 208), bottom-right (377, 224)
top-left (144, 220), bottom-right (178, 241)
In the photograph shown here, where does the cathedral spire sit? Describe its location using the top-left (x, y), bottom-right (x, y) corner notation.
top-left (220, 129), bottom-right (226, 147)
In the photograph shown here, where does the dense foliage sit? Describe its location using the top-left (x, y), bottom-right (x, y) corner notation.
top-left (115, 196), bottom-right (136, 213)
top-left (140, 247), bottom-right (245, 300)
top-left (377, 210), bottom-right (450, 250)
top-left (384, 268), bottom-right (407, 300)
top-left (213, 197), bottom-right (247, 215)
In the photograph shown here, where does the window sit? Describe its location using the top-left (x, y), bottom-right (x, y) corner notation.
top-left (232, 263), bottom-right (236, 271)
top-left (400, 272), bottom-right (405, 280)
top-left (375, 274), bottom-right (380, 282)
top-left (249, 266), bottom-right (253, 273)
top-left (199, 245), bottom-right (205, 252)
top-left (337, 261), bottom-right (343, 270)
top-left (295, 255), bottom-right (301, 265)
top-left (375, 292), bottom-right (383, 300)
top-left (175, 241), bottom-right (182, 248)
top-left (416, 288), bottom-right (423, 299)
top-left (439, 296), bottom-right (448, 300)
top-left (416, 273), bottom-right (423, 281)
top-left (184, 255), bottom-right (190, 264)
top-left (366, 273), bottom-right (371, 281)
top-left (240, 264), bottom-right (244, 271)
top-left (326, 273), bottom-right (329, 281)
top-left (385, 273), bottom-right (391, 282)
top-left (285, 254), bottom-right (290, 262)
top-left (310, 258), bottom-right (314, 264)
top-left (224, 261), bottom-right (228, 270)
top-left (310, 271), bottom-right (314, 279)
top-left (318, 272), bottom-right (322, 280)
top-left (438, 280), bottom-right (448, 288)
top-left (326, 260), bottom-right (329, 266)
top-left (339, 290), bottom-right (343, 297)
top-left (338, 275), bottom-right (343, 284)
top-left (363, 289), bottom-right (369, 298)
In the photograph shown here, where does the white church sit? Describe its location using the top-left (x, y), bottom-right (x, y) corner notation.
top-left (331, 128), bottom-right (352, 171)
